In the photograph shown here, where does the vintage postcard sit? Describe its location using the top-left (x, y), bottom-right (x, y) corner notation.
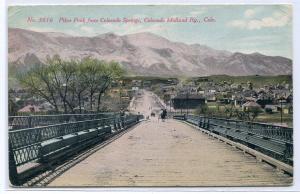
top-left (7, 4), bottom-right (293, 187)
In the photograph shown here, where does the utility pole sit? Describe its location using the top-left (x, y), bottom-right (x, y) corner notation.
top-left (119, 80), bottom-right (123, 111)
top-left (186, 92), bottom-right (189, 115)
top-left (280, 96), bottom-right (284, 125)
top-left (169, 96), bottom-right (172, 114)
top-left (186, 86), bottom-right (190, 116)
top-left (180, 94), bottom-right (183, 114)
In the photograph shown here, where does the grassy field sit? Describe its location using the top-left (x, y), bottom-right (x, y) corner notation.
top-left (256, 113), bottom-right (293, 127)
top-left (122, 76), bottom-right (179, 85)
top-left (194, 103), bottom-right (293, 127)
top-left (189, 74), bottom-right (292, 88)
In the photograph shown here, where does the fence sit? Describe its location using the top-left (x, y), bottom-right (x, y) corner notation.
top-left (8, 113), bottom-right (115, 130)
top-left (173, 114), bottom-right (293, 166)
top-left (8, 113), bottom-right (143, 186)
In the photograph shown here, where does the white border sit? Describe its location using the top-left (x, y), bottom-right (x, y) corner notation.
top-left (1, 0), bottom-right (299, 193)
top-left (4, 0), bottom-right (295, 5)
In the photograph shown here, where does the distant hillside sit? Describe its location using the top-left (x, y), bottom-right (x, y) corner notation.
top-left (9, 28), bottom-right (292, 77)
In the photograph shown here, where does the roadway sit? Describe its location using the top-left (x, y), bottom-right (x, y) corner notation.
top-left (49, 90), bottom-right (292, 186)
top-left (128, 89), bottom-right (166, 116)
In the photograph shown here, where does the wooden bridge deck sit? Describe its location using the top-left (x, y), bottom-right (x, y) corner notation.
top-left (49, 118), bottom-right (292, 187)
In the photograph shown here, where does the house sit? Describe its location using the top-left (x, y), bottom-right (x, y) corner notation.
top-left (18, 104), bottom-right (41, 113)
top-left (256, 94), bottom-right (274, 108)
top-left (142, 80), bottom-right (152, 88)
top-left (231, 83), bottom-right (242, 90)
top-left (271, 89), bottom-right (290, 99)
top-left (283, 105), bottom-right (293, 114)
top-left (285, 93), bottom-right (293, 103)
top-left (205, 93), bottom-right (217, 102)
top-left (218, 98), bottom-right (233, 104)
top-left (231, 95), bottom-right (245, 107)
top-left (190, 87), bottom-right (198, 94)
top-left (166, 79), bottom-right (178, 85)
top-left (172, 94), bottom-right (206, 109)
top-left (245, 97), bottom-right (257, 102)
top-left (276, 104), bottom-right (293, 114)
top-left (39, 102), bottom-right (55, 112)
top-left (198, 90), bottom-right (205, 95)
top-left (264, 105), bottom-right (278, 113)
top-left (241, 89), bottom-right (257, 98)
top-left (132, 87), bottom-right (139, 91)
top-left (242, 101), bottom-right (261, 111)
top-left (208, 89), bottom-right (216, 94)
top-left (131, 80), bottom-right (142, 87)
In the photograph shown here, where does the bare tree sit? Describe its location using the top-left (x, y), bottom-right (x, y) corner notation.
top-left (96, 61), bottom-right (125, 112)
top-left (246, 107), bottom-right (262, 121)
top-left (18, 56), bottom-right (125, 113)
top-left (18, 64), bottom-right (60, 112)
top-left (224, 103), bottom-right (235, 119)
top-left (46, 55), bottom-right (77, 113)
top-left (80, 57), bottom-right (104, 111)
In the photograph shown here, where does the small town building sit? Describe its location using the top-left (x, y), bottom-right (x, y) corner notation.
top-left (242, 101), bottom-right (261, 111)
top-left (283, 105), bottom-right (293, 114)
top-left (18, 104), bottom-right (41, 113)
top-left (264, 105), bottom-right (278, 113)
top-left (276, 104), bottom-right (293, 114)
top-left (172, 94), bottom-right (205, 109)
top-left (205, 93), bottom-right (217, 102)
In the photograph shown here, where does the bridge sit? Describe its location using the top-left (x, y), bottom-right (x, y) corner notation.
top-left (8, 90), bottom-right (293, 187)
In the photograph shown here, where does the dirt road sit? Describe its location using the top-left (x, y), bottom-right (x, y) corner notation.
top-left (129, 89), bottom-right (165, 117)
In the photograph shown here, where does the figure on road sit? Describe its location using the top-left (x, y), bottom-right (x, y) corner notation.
top-left (160, 108), bottom-right (167, 122)
top-left (120, 108), bottom-right (125, 123)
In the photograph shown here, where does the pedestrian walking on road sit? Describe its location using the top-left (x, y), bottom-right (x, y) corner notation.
top-left (120, 108), bottom-right (125, 123)
top-left (160, 108), bottom-right (167, 122)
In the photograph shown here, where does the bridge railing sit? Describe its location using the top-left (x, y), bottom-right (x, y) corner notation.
top-left (8, 113), bottom-right (115, 131)
top-left (193, 115), bottom-right (293, 144)
top-left (8, 113), bottom-right (143, 186)
top-left (173, 114), bottom-right (293, 166)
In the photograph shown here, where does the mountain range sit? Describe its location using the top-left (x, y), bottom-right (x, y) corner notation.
top-left (8, 28), bottom-right (292, 76)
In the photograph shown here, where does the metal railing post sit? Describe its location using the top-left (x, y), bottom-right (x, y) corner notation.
top-left (28, 115), bottom-right (32, 128)
top-left (8, 140), bottom-right (20, 186)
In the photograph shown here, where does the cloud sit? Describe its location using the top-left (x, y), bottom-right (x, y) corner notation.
top-left (132, 14), bottom-right (147, 18)
top-left (80, 26), bottom-right (94, 34)
top-left (234, 35), bottom-right (284, 49)
top-left (244, 9), bottom-right (256, 18)
top-left (101, 22), bottom-right (168, 36)
top-left (229, 20), bottom-right (247, 28)
top-left (27, 26), bottom-right (56, 33)
top-left (228, 7), bottom-right (292, 30)
top-left (25, 25), bottom-right (84, 36)
top-left (189, 9), bottom-right (206, 17)
top-left (64, 30), bottom-right (81, 36)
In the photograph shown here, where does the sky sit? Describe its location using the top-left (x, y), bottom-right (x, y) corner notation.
top-left (8, 5), bottom-right (292, 59)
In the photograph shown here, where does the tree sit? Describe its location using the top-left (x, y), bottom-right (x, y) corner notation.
top-left (18, 63), bottom-right (60, 113)
top-left (224, 103), bottom-right (235, 119)
top-left (8, 92), bottom-right (18, 116)
top-left (72, 61), bottom-right (89, 113)
top-left (17, 55), bottom-right (125, 113)
top-left (80, 57), bottom-right (103, 111)
top-left (46, 55), bottom-right (77, 113)
top-left (78, 58), bottom-right (124, 112)
top-left (96, 61), bottom-right (125, 112)
top-left (234, 108), bottom-right (248, 120)
top-left (246, 107), bottom-right (262, 121)
top-left (195, 104), bottom-right (209, 115)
